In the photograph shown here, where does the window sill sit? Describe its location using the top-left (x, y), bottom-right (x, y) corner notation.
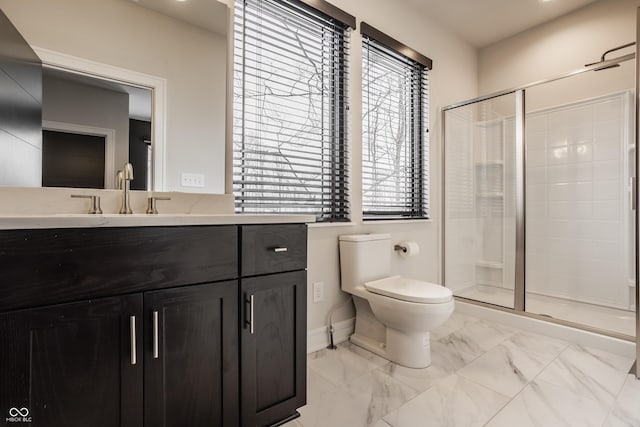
top-left (307, 219), bottom-right (434, 228)
top-left (362, 219), bottom-right (433, 225)
top-left (308, 222), bottom-right (358, 229)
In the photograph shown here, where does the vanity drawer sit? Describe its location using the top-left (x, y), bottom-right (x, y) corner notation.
top-left (0, 225), bottom-right (238, 312)
top-left (241, 224), bottom-right (307, 276)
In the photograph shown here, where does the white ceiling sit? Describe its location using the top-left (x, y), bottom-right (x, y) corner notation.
top-left (402, 0), bottom-right (599, 47)
top-left (126, 0), bottom-right (228, 36)
top-left (123, 0), bottom-right (600, 48)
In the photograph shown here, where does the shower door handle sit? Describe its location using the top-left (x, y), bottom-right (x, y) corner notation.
top-left (631, 176), bottom-right (636, 211)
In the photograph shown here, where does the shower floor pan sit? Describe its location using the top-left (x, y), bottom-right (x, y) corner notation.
top-left (456, 284), bottom-right (635, 337)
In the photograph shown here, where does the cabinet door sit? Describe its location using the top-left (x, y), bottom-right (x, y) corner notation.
top-left (241, 271), bottom-right (306, 427)
top-left (0, 295), bottom-right (143, 427)
top-left (144, 281), bottom-right (239, 427)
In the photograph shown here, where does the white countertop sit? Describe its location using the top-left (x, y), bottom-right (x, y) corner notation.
top-left (0, 214), bottom-right (316, 230)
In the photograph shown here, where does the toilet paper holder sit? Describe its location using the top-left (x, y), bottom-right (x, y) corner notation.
top-left (394, 244), bottom-right (408, 253)
top-left (393, 241), bottom-right (420, 257)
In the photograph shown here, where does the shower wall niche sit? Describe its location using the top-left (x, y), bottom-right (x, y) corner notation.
top-left (474, 120), bottom-right (511, 290)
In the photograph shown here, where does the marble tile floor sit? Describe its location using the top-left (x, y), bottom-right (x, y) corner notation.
top-left (455, 285), bottom-right (636, 337)
top-left (283, 312), bottom-right (640, 427)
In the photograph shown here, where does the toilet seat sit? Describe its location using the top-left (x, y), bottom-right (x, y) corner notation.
top-left (364, 275), bottom-right (452, 304)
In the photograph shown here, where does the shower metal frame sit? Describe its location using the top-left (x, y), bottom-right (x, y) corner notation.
top-left (440, 37), bottom-right (639, 376)
top-left (635, 7), bottom-right (639, 379)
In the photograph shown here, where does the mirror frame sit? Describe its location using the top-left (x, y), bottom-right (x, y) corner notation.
top-left (34, 47), bottom-right (167, 191)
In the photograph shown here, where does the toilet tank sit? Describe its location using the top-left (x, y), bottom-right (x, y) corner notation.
top-left (339, 234), bottom-right (391, 293)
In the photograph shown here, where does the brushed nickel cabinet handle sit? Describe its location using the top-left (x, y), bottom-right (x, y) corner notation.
top-left (246, 294), bottom-right (255, 334)
top-left (153, 311), bottom-right (159, 359)
top-left (273, 247), bottom-right (288, 253)
top-left (130, 315), bottom-right (137, 365)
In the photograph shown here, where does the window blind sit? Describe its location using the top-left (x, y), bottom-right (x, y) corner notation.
top-left (361, 24), bottom-right (430, 220)
top-left (233, 0), bottom-right (352, 222)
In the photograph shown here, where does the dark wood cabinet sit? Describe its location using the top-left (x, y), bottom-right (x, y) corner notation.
top-left (0, 295), bottom-right (143, 427)
top-left (144, 281), bottom-right (239, 427)
top-left (0, 282), bottom-right (240, 427)
top-left (0, 223), bottom-right (307, 427)
top-left (241, 271), bottom-right (307, 427)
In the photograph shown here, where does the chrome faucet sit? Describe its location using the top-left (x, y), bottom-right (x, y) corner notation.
top-left (118, 162), bottom-right (134, 214)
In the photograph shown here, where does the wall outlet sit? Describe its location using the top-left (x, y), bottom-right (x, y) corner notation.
top-left (313, 281), bottom-right (324, 303)
top-left (181, 172), bottom-right (205, 188)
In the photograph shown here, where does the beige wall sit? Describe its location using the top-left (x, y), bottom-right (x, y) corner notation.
top-left (301, 0), bottom-right (478, 332)
top-left (0, 0), bottom-right (227, 193)
top-left (478, 0), bottom-right (639, 98)
top-left (1, 0), bottom-right (479, 338)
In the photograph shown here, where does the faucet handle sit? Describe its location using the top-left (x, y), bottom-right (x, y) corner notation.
top-left (71, 194), bottom-right (103, 214)
top-left (116, 170), bottom-right (124, 190)
top-left (123, 162), bottom-right (134, 180)
top-left (146, 196), bottom-right (171, 215)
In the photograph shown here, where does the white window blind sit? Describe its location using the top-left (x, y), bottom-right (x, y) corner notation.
top-left (233, 0), bottom-right (352, 222)
top-left (361, 23), bottom-right (431, 220)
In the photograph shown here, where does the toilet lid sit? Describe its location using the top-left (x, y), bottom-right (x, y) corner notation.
top-left (364, 275), bottom-right (452, 304)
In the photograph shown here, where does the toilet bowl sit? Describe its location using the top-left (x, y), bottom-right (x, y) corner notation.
top-left (339, 234), bottom-right (454, 368)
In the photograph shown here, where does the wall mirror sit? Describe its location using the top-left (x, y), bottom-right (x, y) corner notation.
top-left (0, 0), bottom-right (228, 193)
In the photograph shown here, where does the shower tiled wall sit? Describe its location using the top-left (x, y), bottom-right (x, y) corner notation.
top-left (525, 92), bottom-right (633, 310)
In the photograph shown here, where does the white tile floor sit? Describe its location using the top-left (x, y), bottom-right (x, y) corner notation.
top-left (456, 285), bottom-right (636, 336)
top-left (284, 312), bottom-right (640, 427)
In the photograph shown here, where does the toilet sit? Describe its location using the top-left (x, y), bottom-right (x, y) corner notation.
top-left (338, 234), bottom-right (454, 368)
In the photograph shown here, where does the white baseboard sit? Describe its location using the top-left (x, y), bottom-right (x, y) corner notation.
top-left (307, 318), bottom-right (355, 353)
top-left (455, 300), bottom-right (635, 359)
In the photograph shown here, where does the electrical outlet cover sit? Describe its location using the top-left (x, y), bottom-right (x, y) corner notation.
top-left (181, 172), bottom-right (205, 188)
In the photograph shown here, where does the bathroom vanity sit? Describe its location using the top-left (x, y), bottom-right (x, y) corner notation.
top-left (0, 216), bottom-right (310, 427)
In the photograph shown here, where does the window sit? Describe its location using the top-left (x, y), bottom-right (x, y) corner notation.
top-left (233, 0), bottom-right (354, 222)
top-left (361, 23), bottom-right (431, 220)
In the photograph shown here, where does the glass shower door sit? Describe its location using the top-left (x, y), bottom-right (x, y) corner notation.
top-left (443, 92), bottom-right (517, 309)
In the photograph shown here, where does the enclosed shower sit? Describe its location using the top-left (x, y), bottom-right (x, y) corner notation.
top-left (442, 45), bottom-right (637, 339)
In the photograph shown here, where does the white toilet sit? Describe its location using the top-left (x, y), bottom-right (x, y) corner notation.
top-left (339, 234), bottom-right (454, 368)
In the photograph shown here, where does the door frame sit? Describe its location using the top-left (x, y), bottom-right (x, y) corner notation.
top-left (42, 121), bottom-right (116, 189)
top-left (634, 7), bottom-right (639, 379)
top-left (33, 47), bottom-right (168, 191)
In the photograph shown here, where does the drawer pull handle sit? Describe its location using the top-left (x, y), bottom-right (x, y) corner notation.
top-left (273, 247), bottom-right (288, 253)
top-left (130, 315), bottom-right (137, 365)
top-left (153, 311), bottom-right (159, 359)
